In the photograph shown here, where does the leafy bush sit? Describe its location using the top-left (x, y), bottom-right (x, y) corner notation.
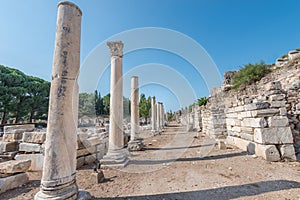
top-left (281, 54), bottom-right (288, 59)
top-left (197, 97), bottom-right (207, 106)
top-left (231, 61), bottom-right (271, 90)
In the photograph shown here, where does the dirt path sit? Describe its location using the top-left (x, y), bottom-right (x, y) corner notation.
top-left (1, 123), bottom-right (300, 199)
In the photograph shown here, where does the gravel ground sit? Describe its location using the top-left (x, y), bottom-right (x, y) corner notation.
top-left (1, 123), bottom-right (299, 200)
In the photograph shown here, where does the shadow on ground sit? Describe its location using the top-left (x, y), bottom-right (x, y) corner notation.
top-left (92, 180), bottom-right (300, 200)
top-left (128, 151), bottom-right (249, 166)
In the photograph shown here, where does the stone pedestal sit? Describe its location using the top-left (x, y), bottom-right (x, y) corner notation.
top-left (128, 76), bottom-right (143, 151)
top-left (35, 2), bottom-right (90, 200)
top-left (100, 41), bottom-right (128, 167)
top-left (151, 97), bottom-right (157, 133)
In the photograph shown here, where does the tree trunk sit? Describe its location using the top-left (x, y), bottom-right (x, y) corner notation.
top-left (29, 111), bottom-right (34, 123)
top-left (1, 112), bottom-right (6, 124)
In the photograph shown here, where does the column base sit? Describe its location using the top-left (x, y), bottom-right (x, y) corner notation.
top-left (100, 148), bottom-right (129, 168)
top-left (34, 181), bottom-right (78, 200)
top-left (127, 139), bottom-right (144, 151)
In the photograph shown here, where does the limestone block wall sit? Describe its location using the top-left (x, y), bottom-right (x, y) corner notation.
top-left (225, 82), bottom-right (296, 161)
top-left (0, 125), bottom-right (109, 172)
top-left (201, 89), bottom-right (227, 139)
top-left (285, 80), bottom-right (300, 160)
top-left (76, 127), bottom-right (108, 169)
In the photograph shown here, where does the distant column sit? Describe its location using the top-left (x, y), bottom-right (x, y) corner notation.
top-left (161, 104), bottom-right (165, 128)
top-left (128, 76), bottom-right (143, 151)
top-left (101, 41), bottom-right (128, 167)
top-left (151, 97), bottom-right (157, 133)
top-left (157, 102), bottom-right (161, 133)
top-left (35, 2), bottom-right (91, 200)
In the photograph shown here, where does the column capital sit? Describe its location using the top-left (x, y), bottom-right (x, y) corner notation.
top-left (107, 41), bottom-right (123, 57)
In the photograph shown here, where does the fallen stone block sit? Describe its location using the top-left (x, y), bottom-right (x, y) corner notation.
top-left (254, 127), bottom-right (293, 144)
top-left (76, 157), bottom-right (85, 169)
top-left (77, 148), bottom-right (91, 158)
top-left (0, 173), bottom-right (29, 194)
top-left (267, 116), bottom-right (289, 127)
top-left (226, 136), bottom-right (281, 161)
top-left (22, 132), bottom-right (46, 144)
top-left (255, 144), bottom-right (281, 161)
top-left (0, 142), bottom-right (18, 153)
top-left (280, 144), bottom-right (296, 161)
top-left (0, 160), bottom-right (31, 174)
top-left (84, 154), bottom-right (96, 165)
top-left (19, 143), bottom-right (42, 153)
top-left (0, 152), bottom-right (18, 161)
top-left (15, 154), bottom-right (44, 171)
top-left (4, 124), bottom-right (34, 134)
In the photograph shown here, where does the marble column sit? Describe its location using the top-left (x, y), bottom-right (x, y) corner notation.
top-left (151, 97), bottom-right (157, 133)
top-left (161, 104), bottom-right (165, 128)
top-left (156, 102), bottom-right (161, 133)
top-left (100, 41), bottom-right (128, 167)
top-left (128, 76), bottom-right (143, 151)
top-left (35, 2), bottom-right (90, 200)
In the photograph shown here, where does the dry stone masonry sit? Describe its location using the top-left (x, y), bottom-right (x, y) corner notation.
top-left (195, 55), bottom-right (300, 161)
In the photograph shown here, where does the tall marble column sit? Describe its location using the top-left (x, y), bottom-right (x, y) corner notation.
top-left (161, 103), bottom-right (165, 128)
top-left (100, 41), bottom-right (128, 167)
top-left (151, 97), bottom-right (157, 133)
top-left (128, 76), bottom-right (143, 151)
top-left (156, 102), bottom-right (161, 133)
top-left (35, 2), bottom-right (90, 200)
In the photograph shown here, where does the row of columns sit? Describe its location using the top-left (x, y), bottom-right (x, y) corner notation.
top-left (151, 97), bottom-right (165, 134)
top-left (35, 2), bottom-right (167, 199)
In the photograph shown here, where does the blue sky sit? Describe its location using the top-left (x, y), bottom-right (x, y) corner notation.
top-left (0, 0), bottom-right (300, 111)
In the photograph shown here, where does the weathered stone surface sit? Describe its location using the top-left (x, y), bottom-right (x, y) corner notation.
top-left (226, 136), bottom-right (280, 161)
top-left (4, 124), bottom-right (34, 134)
top-left (265, 81), bottom-right (282, 91)
top-left (77, 148), bottom-right (90, 158)
top-left (19, 143), bottom-right (42, 152)
top-left (280, 144), bottom-right (296, 161)
top-left (254, 127), bottom-right (293, 144)
top-left (2, 129), bottom-right (24, 142)
top-left (76, 157), bottom-right (85, 169)
top-left (0, 173), bottom-right (29, 194)
top-left (267, 116), bottom-right (289, 127)
top-left (22, 132), bottom-right (46, 144)
top-left (279, 107), bottom-right (287, 115)
top-left (77, 190), bottom-right (92, 200)
top-left (269, 94), bottom-right (285, 101)
top-left (15, 154), bottom-right (44, 171)
top-left (241, 118), bottom-right (267, 128)
top-left (245, 102), bottom-right (270, 111)
top-left (128, 140), bottom-right (144, 151)
top-left (251, 109), bottom-right (279, 117)
top-left (270, 101), bottom-right (286, 108)
top-left (255, 144), bottom-right (281, 161)
top-left (240, 133), bottom-right (254, 141)
top-left (84, 154), bottom-right (96, 165)
top-left (82, 136), bottom-right (100, 148)
top-left (0, 160), bottom-right (31, 174)
top-left (0, 142), bottom-right (18, 153)
top-left (90, 171), bottom-right (105, 184)
top-left (0, 152), bottom-right (18, 161)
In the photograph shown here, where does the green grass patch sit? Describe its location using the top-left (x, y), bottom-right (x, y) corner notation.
top-left (231, 61), bottom-right (271, 91)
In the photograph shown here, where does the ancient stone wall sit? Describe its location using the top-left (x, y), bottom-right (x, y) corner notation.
top-left (201, 88), bottom-right (227, 139)
top-left (201, 56), bottom-right (300, 161)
